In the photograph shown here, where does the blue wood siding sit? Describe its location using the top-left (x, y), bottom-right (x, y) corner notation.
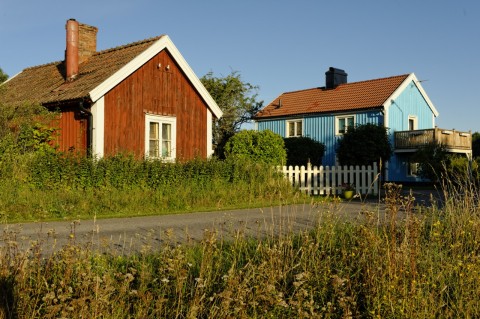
top-left (388, 153), bottom-right (422, 182)
top-left (387, 80), bottom-right (436, 182)
top-left (387, 80), bottom-right (434, 132)
top-left (256, 109), bottom-right (383, 166)
top-left (257, 120), bottom-right (285, 137)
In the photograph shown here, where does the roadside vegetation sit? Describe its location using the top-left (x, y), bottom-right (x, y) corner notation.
top-left (2, 171), bottom-right (480, 318)
top-left (0, 149), bottom-right (300, 223)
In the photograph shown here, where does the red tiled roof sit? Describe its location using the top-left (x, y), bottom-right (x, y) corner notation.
top-left (1, 36), bottom-right (164, 106)
top-left (255, 74), bottom-right (410, 119)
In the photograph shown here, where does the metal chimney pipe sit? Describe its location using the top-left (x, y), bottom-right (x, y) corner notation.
top-left (65, 19), bottom-right (79, 81)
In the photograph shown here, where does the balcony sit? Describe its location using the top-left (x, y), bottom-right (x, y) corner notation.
top-left (394, 128), bottom-right (472, 153)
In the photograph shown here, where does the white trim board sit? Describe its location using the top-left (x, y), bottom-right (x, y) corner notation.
top-left (383, 73), bottom-right (439, 117)
top-left (91, 97), bottom-right (105, 158)
top-left (88, 35), bottom-right (223, 119)
top-left (207, 110), bottom-right (213, 157)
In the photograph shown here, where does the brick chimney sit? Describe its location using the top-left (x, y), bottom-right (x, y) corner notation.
top-left (325, 67), bottom-right (348, 89)
top-left (65, 19), bottom-right (98, 81)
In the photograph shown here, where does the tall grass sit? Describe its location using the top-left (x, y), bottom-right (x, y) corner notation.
top-left (2, 172), bottom-right (480, 318)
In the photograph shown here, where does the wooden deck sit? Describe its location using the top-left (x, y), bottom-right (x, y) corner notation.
top-left (394, 128), bottom-right (472, 152)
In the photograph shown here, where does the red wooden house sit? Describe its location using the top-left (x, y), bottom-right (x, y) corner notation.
top-left (1, 19), bottom-right (222, 159)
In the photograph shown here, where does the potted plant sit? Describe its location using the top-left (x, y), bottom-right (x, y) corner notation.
top-left (342, 183), bottom-right (355, 199)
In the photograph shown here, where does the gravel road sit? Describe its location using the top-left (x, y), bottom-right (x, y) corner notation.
top-left (1, 201), bottom-right (384, 256)
top-left (2, 187), bottom-right (439, 256)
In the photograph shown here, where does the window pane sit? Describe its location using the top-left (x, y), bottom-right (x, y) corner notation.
top-left (162, 123), bottom-right (172, 157)
top-left (162, 141), bottom-right (171, 157)
top-left (288, 122), bottom-right (295, 137)
top-left (149, 140), bottom-right (159, 157)
top-left (162, 123), bottom-right (171, 141)
top-left (409, 119), bottom-right (415, 131)
top-left (408, 162), bottom-right (418, 176)
top-left (149, 122), bottom-right (159, 157)
top-left (338, 118), bottom-right (346, 133)
top-left (347, 117), bottom-right (354, 128)
top-left (149, 122), bottom-right (159, 139)
top-left (296, 121), bottom-right (302, 136)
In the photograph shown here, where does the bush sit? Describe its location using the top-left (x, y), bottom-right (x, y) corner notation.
top-left (283, 137), bottom-right (325, 166)
top-left (472, 132), bottom-right (480, 158)
top-left (337, 123), bottom-right (392, 166)
top-left (224, 130), bottom-right (286, 166)
top-left (412, 143), bottom-right (449, 182)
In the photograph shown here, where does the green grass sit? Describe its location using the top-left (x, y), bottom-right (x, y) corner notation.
top-left (0, 153), bottom-right (305, 223)
top-left (2, 180), bottom-right (480, 318)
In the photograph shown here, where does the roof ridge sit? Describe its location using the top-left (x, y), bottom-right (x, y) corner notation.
top-left (94, 35), bottom-right (165, 56)
top-left (281, 73), bottom-right (410, 96)
top-left (20, 35), bottom-right (166, 72)
top-left (23, 60), bottom-right (62, 72)
top-left (344, 73), bottom-right (410, 86)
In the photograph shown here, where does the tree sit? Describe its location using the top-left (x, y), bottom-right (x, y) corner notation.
top-left (472, 132), bottom-right (480, 158)
top-left (201, 71), bottom-right (263, 158)
top-left (411, 143), bottom-right (449, 182)
top-left (0, 67), bottom-right (8, 84)
top-left (336, 123), bottom-right (392, 166)
top-left (224, 130), bottom-right (286, 166)
top-left (283, 136), bottom-right (325, 166)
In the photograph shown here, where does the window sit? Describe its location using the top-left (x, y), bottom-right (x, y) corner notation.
top-left (408, 116), bottom-right (417, 131)
top-left (145, 114), bottom-right (176, 160)
top-left (336, 115), bottom-right (355, 135)
top-left (407, 161), bottom-right (419, 177)
top-left (286, 119), bottom-right (303, 137)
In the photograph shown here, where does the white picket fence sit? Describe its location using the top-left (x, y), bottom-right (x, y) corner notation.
top-left (280, 163), bottom-right (379, 196)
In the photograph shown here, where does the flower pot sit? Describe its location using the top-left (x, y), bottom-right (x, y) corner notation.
top-left (343, 190), bottom-right (354, 199)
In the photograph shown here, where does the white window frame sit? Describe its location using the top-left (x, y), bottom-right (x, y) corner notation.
top-left (408, 115), bottom-right (418, 131)
top-left (286, 119), bottom-right (303, 137)
top-left (145, 114), bottom-right (176, 160)
top-left (335, 115), bottom-right (355, 135)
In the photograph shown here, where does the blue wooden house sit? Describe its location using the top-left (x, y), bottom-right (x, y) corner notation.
top-left (254, 67), bottom-right (472, 182)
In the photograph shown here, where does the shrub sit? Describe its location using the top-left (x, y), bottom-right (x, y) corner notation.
top-left (283, 136), bottom-right (325, 166)
top-left (224, 129), bottom-right (286, 166)
top-left (472, 132), bottom-right (480, 158)
top-left (412, 143), bottom-right (449, 182)
top-left (337, 123), bottom-right (392, 166)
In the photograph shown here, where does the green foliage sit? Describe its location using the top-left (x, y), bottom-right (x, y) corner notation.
top-left (224, 129), bottom-right (286, 166)
top-left (283, 136), bottom-right (325, 166)
top-left (337, 123), bottom-right (392, 166)
top-left (200, 71), bottom-right (263, 158)
top-left (437, 154), bottom-right (480, 187)
top-left (18, 122), bottom-right (57, 153)
top-left (3, 180), bottom-right (480, 317)
top-left (0, 101), bottom-right (58, 154)
top-left (412, 143), bottom-right (450, 182)
top-left (0, 66), bottom-right (7, 83)
top-left (0, 150), bottom-right (297, 221)
top-left (472, 131), bottom-right (480, 158)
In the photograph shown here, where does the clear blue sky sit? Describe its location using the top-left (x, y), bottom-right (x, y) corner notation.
top-left (1, 0), bottom-right (479, 132)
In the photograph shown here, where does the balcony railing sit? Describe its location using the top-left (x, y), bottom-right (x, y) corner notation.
top-left (394, 128), bottom-right (472, 152)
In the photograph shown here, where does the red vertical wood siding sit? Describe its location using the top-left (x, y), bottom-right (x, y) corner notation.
top-left (103, 50), bottom-right (208, 159)
top-left (53, 105), bottom-right (87, 153)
